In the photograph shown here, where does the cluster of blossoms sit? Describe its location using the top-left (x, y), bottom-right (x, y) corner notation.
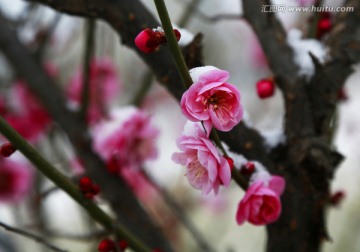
top-left (92, 106), bottom-right (159, 173)
top-left (171, 65), bottom-right (286, 226)
top-left (64, 58), bottom-right (160, 204)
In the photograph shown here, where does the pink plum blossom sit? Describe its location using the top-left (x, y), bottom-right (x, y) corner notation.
top-left (236, 175), bottom-right (285, 226)
top-left (66, 58), bottom-right (121, 124)
top-left (0, 158), bottom-right (33, 203)
top-left (1, 65), bottom-right (54, 143)
top-left (181, 67), bottom-right (243, 133)
top-left (92, 107), bottom-right (159, 172)
top-left (172, 121), bottom-right (231, 195)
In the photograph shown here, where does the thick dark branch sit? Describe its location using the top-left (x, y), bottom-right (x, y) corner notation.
top-left (308, 0), bottom-right (360, 136)
top-left (0, 13), bottom-right (172, 251)
top-left (243, 0), bottom-right (314, 142)
top-left (242, 0), bottom-right (299, 85)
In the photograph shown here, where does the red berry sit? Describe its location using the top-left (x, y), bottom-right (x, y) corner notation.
top-left (0, 142), bottom-right (16, 157)
top-left (224, 156), bottom-right (234, 171)
top-left (79, 176), bottom-right (92, 192)
top-left (330, 190), bottom-right (345, 206)
top-left (98, 239), bottom-right (115, 252)
top-left (118, 240), bottom-right (128, 251)
top-left (256, 79), bottom-right (275, 99)
top-left (317, 18), bottom-right (332, 39)
top-left (241, 162), bottom-right (255, 176)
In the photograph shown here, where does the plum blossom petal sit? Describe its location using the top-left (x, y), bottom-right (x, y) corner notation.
top-left (172, 121), bottom-right (231, 195)
top-left (181, 67), bottom-right (243, 132)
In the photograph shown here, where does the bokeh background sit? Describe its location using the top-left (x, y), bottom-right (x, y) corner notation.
top-left (0, 0), bottom-right (358, 251)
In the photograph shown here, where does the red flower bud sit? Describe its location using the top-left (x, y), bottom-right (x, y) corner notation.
top-left (224, 156), bottom-right (234, 171)
top-left (98, 239), bottom-right (115, 252)
top-left (118, 240), bottom-right (128, 251)
top-left (0, 142), bottom-right (16, 157)
top-left (79, 176), bottom-right (92, 191)
top-left (173, 29), bottom-right (181, 41)
top-left (316, 16), bottom-right (332, 39)
top-left (337, 88), bottom-right (348, 101)
top-left (241, 162), bottom-right (255, 176)
top-left (330, 190), bottom-right (345, 206)
top-left (135, 29), bottom-right (159, 53)
top-left (256, 79), bottom-right (275, 99)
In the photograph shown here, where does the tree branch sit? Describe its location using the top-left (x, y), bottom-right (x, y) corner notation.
top-left (24, 0), bottom-right (269, 166)
top-left (0, 221), bottom-right (67, 252)
top-left (0, 12), bottom-right (172, 251)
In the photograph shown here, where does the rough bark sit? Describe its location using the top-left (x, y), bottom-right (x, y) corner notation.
top-left (243, 0), bottom-right (359, 251)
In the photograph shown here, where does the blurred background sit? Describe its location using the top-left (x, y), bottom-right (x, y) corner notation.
top-left (0, 0), bottom-right (358, 251)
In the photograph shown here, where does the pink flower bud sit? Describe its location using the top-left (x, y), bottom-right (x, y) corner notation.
top-left (256, 79), bottom-right (275, 99)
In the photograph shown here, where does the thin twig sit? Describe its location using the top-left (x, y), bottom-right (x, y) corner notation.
top-left (80, 18), bottom-right (96, 121)
top-left (0, 221), bottom-right (68, 252)
top-left (196, 12), bottom-right (242, 23)
top-left (35, 13), bottom-right (62, 60)
top-left (0, 116), bottom-right (152, 252)
top-left (142, 171), bottom-right (216, 252)
top-left (131, 70), bottom-right (154, 107)
top-left (47, 229), bottom-right (108, 241)
top-left (154, 0), bottom-right (248, 191)
top-left (130, 0), bottom-right (202, 107)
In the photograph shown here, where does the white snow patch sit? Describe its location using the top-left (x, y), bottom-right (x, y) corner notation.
top-left (260, 128), bottom-right (286, 150)
top-left (287, 29), bottom-right (328, 78)
top-left (189, 66), bottom-right (219, 83)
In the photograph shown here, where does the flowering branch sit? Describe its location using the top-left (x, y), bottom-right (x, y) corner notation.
top-left (153, 0), bottom-right (248, 190)
top-left (0, 12), bottom-right (173, 250)
top-left (0, 221), bottom-right (67, 252)
top-left (0, 116), bottom-right (152, 252)
top-left (142, 171), bottom-right (215, 252)
top-left (153, 0), bottom-right (193, 88)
